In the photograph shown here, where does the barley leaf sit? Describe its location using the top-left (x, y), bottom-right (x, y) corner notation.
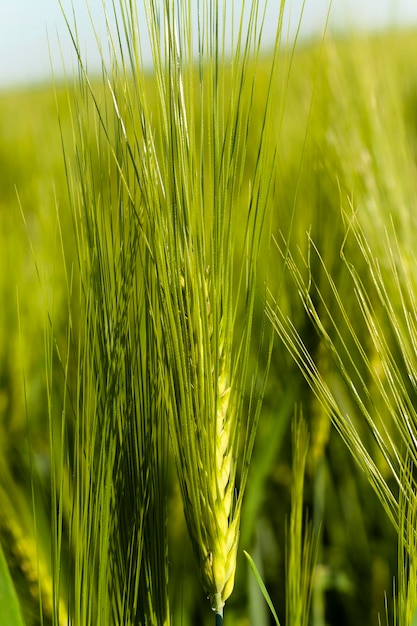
top-left (244, 550), bottom-right (282, 626)
top-left (0, 541), bottom-right (25, 626)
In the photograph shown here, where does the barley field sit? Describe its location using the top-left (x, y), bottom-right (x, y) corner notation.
top-left (1, 2), bottom-right (417, 625)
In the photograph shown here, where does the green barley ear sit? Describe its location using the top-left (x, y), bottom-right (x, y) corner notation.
top-left (268, 207), bottom-right (417, 626)
top-left (244, 412), bottom-right (317, 626)
top-left (117, 0), bottom-right (289, 620)
top-left (286, 413), bottom-right (317, 626)
top-left (52, 9), bottom-right (172, 621)
top-left (174, 264), bottom-right (238, 612)
top-left (268, 211), bottom-right (417, 530)
top-left (397, 458), bottom-right (417, 626)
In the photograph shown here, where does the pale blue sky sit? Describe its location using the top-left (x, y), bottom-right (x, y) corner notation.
top-left (1, 0), bottom-right (416, 88)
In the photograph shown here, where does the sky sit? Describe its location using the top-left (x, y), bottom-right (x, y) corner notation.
top-left (1, 0), bottom-right (417, 88)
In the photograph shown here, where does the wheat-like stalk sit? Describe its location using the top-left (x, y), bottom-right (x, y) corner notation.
top-left (268, 206), bottom-right (417, 626)
top-left (136, 0), bottom-right (286, 613)
top-left (133, 0), bottom-right (286, 616)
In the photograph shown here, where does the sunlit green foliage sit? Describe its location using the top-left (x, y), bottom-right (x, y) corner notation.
top-left (1, 3), bottom-right (417, 624)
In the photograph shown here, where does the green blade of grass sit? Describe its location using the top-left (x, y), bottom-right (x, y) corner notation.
top-left (244, 550), bottom-right (282, 626)
top-left (0, 542), bottom-right (25, 626)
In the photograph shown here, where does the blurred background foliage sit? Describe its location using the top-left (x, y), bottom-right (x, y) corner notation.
top-left (1, 27), bottom-right (417, 625)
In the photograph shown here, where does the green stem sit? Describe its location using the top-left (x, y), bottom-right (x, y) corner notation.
top-left (211, 592), bottom-right (224, 625)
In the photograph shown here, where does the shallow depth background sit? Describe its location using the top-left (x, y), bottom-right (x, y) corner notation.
top-left (1, 4), bottom-right (417, 625)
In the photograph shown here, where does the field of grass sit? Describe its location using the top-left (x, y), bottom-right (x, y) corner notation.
top-left (1, 3), bottom-right (417, 624)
